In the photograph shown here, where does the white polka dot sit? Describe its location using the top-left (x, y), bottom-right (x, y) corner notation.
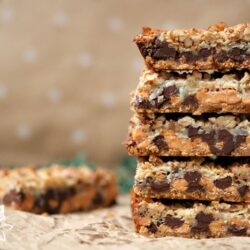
top-left (107, 17), bottom-right (123, 32)
top-left (132, 58), bottom-right (143, 72)
top-left (0, 83), bottom-right (8, 100)
top-left (162, 21), bottom-right (178, 30)
top-left (78, 53), bottom-right (93, 68)
top-left (53, 12), bottom-right (69, 28)
top-left (0, 7), bottom-right (14, 23)
top-left (16, 124), bottom-right (32, 140)
top-left (100, 92), bottom-right (116, 108)
top-left (22, 48), bottom-right (38, 63)
top-left (47, 88), bottom-right (62, 104)
top-left (71, 129), bottom-right (86, 145)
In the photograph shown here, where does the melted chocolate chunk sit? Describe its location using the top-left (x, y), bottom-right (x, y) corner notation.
top-left (182, 95), bottom-right (198, 110)
top-left (147, 223), bottom-right (158, 233)
top-left (3, 190), bottom-right (25, 205)
top-left (142, 38), bottom-right (248, 63)
top-left (151, 39), bottom-right (176, 60)
top-left (147, 177), bottom-right (170, 192)
top-left (184, 171), bottom-right (204, 192)
top-left (238, 185), bottom-right (249, 197)
top-left (214, 176), bottom-right (232, 190)
top-left (228, 225), bottom-right (247, 236)
top-left (187, 126), bottom-right (244, 156)
top-left (164, 215), bottom-right (184, 228)
top-left (152, 135), bottom-right (168, 151)
top-left (34, 187), bottom-right (76, 214)
top-left (191, 212), bottom-right (214, 233)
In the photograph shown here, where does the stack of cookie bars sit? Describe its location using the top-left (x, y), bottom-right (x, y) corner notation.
top-left (126, 23), bottom-right (250, 238)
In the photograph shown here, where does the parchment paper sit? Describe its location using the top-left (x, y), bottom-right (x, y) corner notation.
top-left (1, 195), bottom-right (249, 250)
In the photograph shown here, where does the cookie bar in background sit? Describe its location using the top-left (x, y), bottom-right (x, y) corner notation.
top-left (134, 156), bottom-right (249, 202)
top-left (132, 68), bottom-right (250, 115)
top-left (0, 165), bottom-right (117, 214)
top-left (134, 23), bottom-right (250, 71)
top-left (126, 113), bottom-right (249, 156)
top-left (131, 190), bottom-right (250, 238)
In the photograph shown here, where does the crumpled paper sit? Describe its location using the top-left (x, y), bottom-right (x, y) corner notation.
top-left (1, 195), bottom-right (249, 250)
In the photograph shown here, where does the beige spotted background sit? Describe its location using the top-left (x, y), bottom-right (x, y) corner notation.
top-left (0, 0), bottom-right (249, 167)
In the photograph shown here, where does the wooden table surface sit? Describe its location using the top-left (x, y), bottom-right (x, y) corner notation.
top-left (0, 195), bottom-right (249, 250)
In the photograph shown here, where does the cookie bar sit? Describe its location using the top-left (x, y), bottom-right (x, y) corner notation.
top-left (0, 165), bottom-right (117, 214)
top-left (132, 68), bottom-right (250, 114)
top-left (131, 190), bottom-right (250, 238)
top-left (134, 156), bottom-right (250, 202)
top-left (134, 23), bottom-right (250, 70)
top-left (126, 113), bottom-right (250, 156)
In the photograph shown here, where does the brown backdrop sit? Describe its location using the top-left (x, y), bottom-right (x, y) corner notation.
top-left (0, 0), bottom-right (249, 167)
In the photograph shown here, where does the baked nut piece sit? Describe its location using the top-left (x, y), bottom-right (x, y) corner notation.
top-left (134, 23), bottom-right (250, 70)
top-left (0, 165), bottom-right (117, 214)
top-left (134, 156), bottom-right (250, 202)
top-left (132, 68), bottom-right (250, 115)
top-left (126, 113), bottom-right (250, 156)
top-left (131, 190), bottom-right (250, 238)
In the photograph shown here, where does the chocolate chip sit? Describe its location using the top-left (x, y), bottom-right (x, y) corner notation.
top-left (187, 126), bottom-right (200, 137)
top-left (182, 95), bottom-right (198, 110)
top-left (235, 134), bottom-right (246, 148)
top-left (214, 176), bottom-right (232, 190)
top-left (188, 127), bottom-right (236, 156)
top-left (215, 51), bottom-right (228, 62)
top-left (152, 135), bottom-right (168, 151)
top-left (238, 185), bottom-right (249, 197)
top-left (34, 187), bottom-right (76, 214)
top-left (151, 39), bottom-right (176, 60)
top-left (149, 181), bottom-right (170, 192)
top-left (198, 48), bottom-right (212, 58)
top-left (155, 85), bottom-right (178, 108)
top-left (147, 223), bottom-right (158, 233)
top-left (136, 99), bottom-right (152, 109)
top-left (184, 171), bottom-right (202, 183)
top-left (184, 171), bottom-right (204, 192)
top-left (191, 212), bottom-right (214, 233)
top-left (228, 225), bottom-right (247, 236)
top-left (182, 51), bottom-right (198, 62)
top-left (92, 192), bottom-right (104, 206)
top-left (137, 42), bottom-right (149, 57)
top-left (228, 48), bottom-right (244, 62)
top-left (163, 85), bottom-right (178, 100)
top-left (164, 215), bottom-right (184, 228)
top-left (211, 129), bottom-right (234, 155)
top-left (3, 190), bottom-right (25, 205)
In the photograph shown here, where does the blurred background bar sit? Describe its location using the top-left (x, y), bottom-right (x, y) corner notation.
top-left (0, 0), bottom-right (249, 167)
